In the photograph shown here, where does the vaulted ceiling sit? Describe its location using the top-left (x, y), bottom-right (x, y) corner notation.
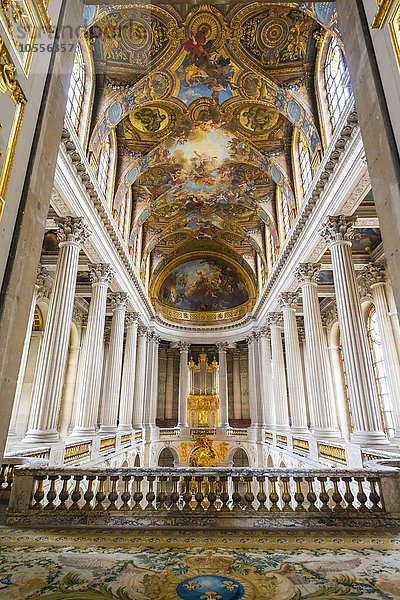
top-left (83, 1), bottom-right (338, 323)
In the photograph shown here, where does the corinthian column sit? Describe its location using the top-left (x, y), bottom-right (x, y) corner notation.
top-left (70, 263), bottom-right (114, 437)
top-left (23, 218), bottom-right (90, 443)
top-left (258, 329), bottom-right (274, 429)
top-left (178, 342), bottom-right (190, 428)
top-left (118, 313), bottom-right (139, 433)
top-left (267, 314), bottom-right (290, 432)
top-left (278, 293), bottom-right (309, 435)
top-left (295, 263), bottom-right (340, 438)
top-left (132, 327), bottom-right (147, 429)
top-left (99, 293), bottom-right (128, 434)
top-left (232, 348), bottom-right (242, 421)
top-left (247, 334), bottom-right (261, 428)
top-left (164, 347), bottom-right (175, 421)
top-left (143, 333), bottom-right (160, 429)
top-left (217, 343), bottom-right (229, 428)
top-left (320, 216), bottom-right (388, 444)
top-left (363, 263), bottom-right (400, 437)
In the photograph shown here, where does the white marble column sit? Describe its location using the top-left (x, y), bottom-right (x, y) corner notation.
top-left (267, 314), bottom-right (290, 432)
top-left (132, 327), bottom-right (147, 429)
top-left (8, 265), bottom-right (48, 438)
top-left (232, 348), bottom-right (242, 421)
top-left (386, 280), bottom-right (400, 362)
top-left (165, 347), bottom-right (175, 421)
top-left (320, 216), bottom-right (388, 445)
top-left (118, 312), bottom-right (139, 433)
top-left (278, 293), bottom-right (309, 435)
top-left (295, 263), bottom-right (340, 438)
top-left (24, 217), bottom-right (90, 443)
top-left (217, 342), bottom-right (229, 428)
top-left (364, 263), bottom-right (400, 437)
top-left (143, 333), bottom-right (160, 430)
top-left (247, 334), bottom-right (261, 428)
top-left (178, 342), bottom-right (190, 428)
top-left (258, 329), bottom-right (274, 429)
top-left (70, 263), bottom-right (114, 437)
top-left (99, 293), bottom-right (128, 434)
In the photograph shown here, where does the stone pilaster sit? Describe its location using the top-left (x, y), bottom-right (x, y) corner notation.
top-left (165, 347), bottom-right (175, 421)
top-left (363, 263), bottom-right (400, 437)
top-left (132, 327), bottom-right (147, 429)
top-left (295, 263), bottom-right (340, 438)
top-left (217, 342), bottom-right (230, 428)
top-left (118, 312), bottom-right (140, 433)
top-left (320, 216), bottom-right (387, 444)
top-left (70, 263), bottom-right (114, 437)
top-left (267, 313), bottom-right (290, 432)
top-left (178, 342), bottom-right (190, 428)
top-left (232, 348), bottom-right (242, 421)
top-left (99, 293), bottom-right (128, 434)
top-left (23, 218), bottom-right (90, 443)
top-left (278, 293), bottom-right (309, 435)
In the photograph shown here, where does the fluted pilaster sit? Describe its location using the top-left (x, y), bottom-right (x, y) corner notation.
top-left (178, 342), bottom-right (190, 428)
top-left (132, 327), bottom-right (147, 429)
top-left (232, 349), bottom-right (242, 421)
top-left (267, 313), bottom-right (290, 432)
top-left (295, 263), bottom-right (340, 438)
top-left (24, 218), bottom-right (90, 443)
top-left (278, 293), bottom-right (309, 434)
top-left (247, 334), bottom-right (262, 428)
top-left (143, 333), bottom-right (160, 429)
top-left (217, 342), bottom-right (229, 428)
top-left (165, 348), bottom-right (175, 421)
top-left (258, 329), bottom-right (274, 429)
top-left (320, 216), bottom-right (387, 444)
top-left (70, 263), bottom-right (114, 437)
top-left (118, 313), bottom-right (140, 432)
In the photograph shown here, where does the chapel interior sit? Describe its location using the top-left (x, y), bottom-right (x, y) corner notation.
top-left (1, 0), bottom-right (400, 598)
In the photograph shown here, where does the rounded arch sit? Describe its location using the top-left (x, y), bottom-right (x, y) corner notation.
top-left (231, 447), bottom-right (249, 467)
top-left (158, 446), bottom-right (177, 467)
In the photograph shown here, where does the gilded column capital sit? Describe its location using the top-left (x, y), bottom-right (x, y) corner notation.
top-left (362, 263), bottom-right (386, 287)
top-left (89, 263), bottom-right (114, 285)
top-left (278, 291), bottom-right (298, 310)
top-left (55, 216), bottom-right (90, 246)
top-left (125, 312), bottom-right (140, 327)
top-left (109, 292), bottom-right (129, 311)
top-left (294, 262), bottom-right (321, 284)
top-left (320, 215), bottom-right (356, 246)
top-left (266, 312), bottom-right (283, 327)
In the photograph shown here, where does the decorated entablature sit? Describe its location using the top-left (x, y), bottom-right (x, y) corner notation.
top-left (79, 2), bottom-right (340, 325)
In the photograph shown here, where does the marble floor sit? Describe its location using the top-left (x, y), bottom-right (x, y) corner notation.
top-left (0, 527), bottom-right (400, 599)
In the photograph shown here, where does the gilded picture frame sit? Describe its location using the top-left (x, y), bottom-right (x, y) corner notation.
top-left (0, 0), bottom-right (39, 76)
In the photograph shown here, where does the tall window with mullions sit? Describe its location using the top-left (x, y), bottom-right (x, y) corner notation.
top-left (66, 44), bottom-right (86, 133)
top-left (324, 38), bottom-right (352, 130)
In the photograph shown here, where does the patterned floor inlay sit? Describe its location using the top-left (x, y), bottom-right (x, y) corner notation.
top-left (0, 527), bottom-right (400, 598)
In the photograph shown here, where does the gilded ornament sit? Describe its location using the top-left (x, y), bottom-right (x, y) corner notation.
top-left (372, 0), bottom-right (395, 28)
top-left (389, 0), bottom-right (400, 70)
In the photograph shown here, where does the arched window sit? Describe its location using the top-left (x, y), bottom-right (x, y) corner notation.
top-left (298, 133), bottom-right (313, 195)
top-left (281, 193), bottom-right (290, 236)
top-left (367, 306), bottom-right (395, 436)
top-left (97, 136), bottom-right (111, 195)
top-left (324, 38), bottom-right (352, 130)
top-left (66, 44), bottom-right (86, 132)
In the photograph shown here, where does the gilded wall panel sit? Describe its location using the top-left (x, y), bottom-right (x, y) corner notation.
top-left (0, 35), bottom-right (26, 220)
top-left (389, 0), bottom-right (400, 70)
top-left (0, 0), bottom-right (39, 75)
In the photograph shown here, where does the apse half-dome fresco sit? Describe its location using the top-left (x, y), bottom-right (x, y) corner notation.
top-left (159, 257), bottom-right (250, 312)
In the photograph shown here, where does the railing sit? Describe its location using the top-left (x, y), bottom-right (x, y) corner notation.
top-left (64, 442), bottom-right (91, 464)
top-left (227, 429), bottom-right (248, 438)
top-left (318, 443), bottom-right (347, 465)
top-left (6, 466), bottom-right (400, 529)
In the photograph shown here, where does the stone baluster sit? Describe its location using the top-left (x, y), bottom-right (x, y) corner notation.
top-left (278, 293), bottom-right (309, 435)
top-left (118, 313), bottom-right (140, 433)
top-left (320, 216), bottom-right (388, 444)
top-left (295, 263), bottom-right (340, 438)
top-left (24, 218), bottom-right (90, 443)
top-left (267, 313), bottom-right (290, 432)
top-left (258, 329), bottom-right (275, 429)
top-left (363, 263), bottom-right (400, 437)
top-left (99, 293), bottom-right (128, 434)
top-left (217, 342), bottom-right (230, 428)
top-left (178, 342), bottom-right (190, 429)
top-left (132, 327), bottom-right (147, 429)
top-left (70, 263), bottom-right (114, 437)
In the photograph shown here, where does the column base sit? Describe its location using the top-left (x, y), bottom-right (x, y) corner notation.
top-left (118, 425), bottom-right (133, 433)
top-left (22, 429), bottom-right (60, 444)
top-left (98, 426), bottom-right (118, 435)
top-left (351, 430), bottom-right (390, 445)
top-left (290, 427), bottom-right (310, 436)
top-left (313, 427), bottom-right (342, 440)
top-left (68, 427), bottom-right (97, 438)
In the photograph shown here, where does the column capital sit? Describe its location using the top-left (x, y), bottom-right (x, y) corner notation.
top-left (154, 335), bottom-right (161, 345)
top-left (266, 312), bottom-right (283, 327)
top-left (36, 264), bottom-right (48, 288)
top-left (89, 263), bottom-right (114, 285)
top-left (55, 216), bottom-right (90, 246)
top-left (295, 262), bottom-right (321, 284)
top-left (321, 302), bottom-right (338, 327)
top-left (278, 291), bottom-right (298, 310)
top-left (363, 263), bottom-right (386, 287)
top-left (126, 312), bottom-right (140, 327)
top-left (110, 292), bottom-right (129, 310)
top-left (179, 341), bottom-right (190, 352)
top-left (320, 215), bottom-right (356, 246)
top-left (137, 326), bottom-right (147, 338)
top-left (259, 327), bottom-right (271, 339)
top-left (217, 341), bottom-right (229, 352)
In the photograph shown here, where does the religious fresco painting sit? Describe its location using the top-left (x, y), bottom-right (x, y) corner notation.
top-left (159, 257), bottom-right (249, 312)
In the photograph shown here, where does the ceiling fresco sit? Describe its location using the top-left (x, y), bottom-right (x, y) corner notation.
top-left (83, 2), bottom-right (338, 324)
